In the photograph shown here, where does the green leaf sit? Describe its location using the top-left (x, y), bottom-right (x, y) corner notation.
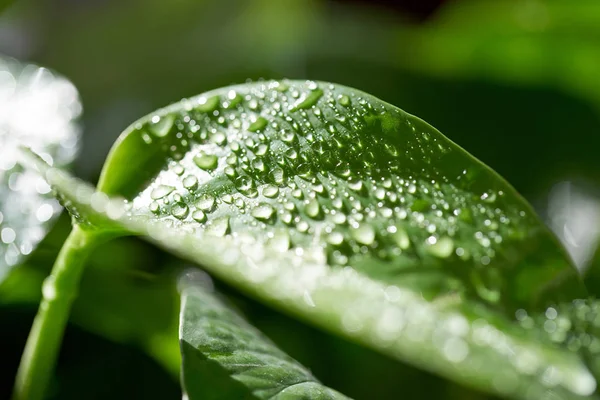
top-left (0, 56), bottom-right (81, 280)
top-left (0, 0), bottom-right (14, 14)
top-left (517, 298), bottom-right (600, 385)
top-left (180, 271), bottom-right (349, 399)
top-left (33, 157), bottom-right (598, 400)
top-left (97, 79), bottom-right (583, 312)
top-left (33, 80), bottom-right (596, 399)
top-left (397, 0), bottom-right (600, 113)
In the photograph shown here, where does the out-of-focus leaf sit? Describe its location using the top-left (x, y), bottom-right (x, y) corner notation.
top-left (396, 0), bottom-right (600, 113)
top-left (0, 0), bottom-right (14, 14)
top-left (0, 230), bottom-right (182, 378)
top-left (517, 298), bottom-right (600, 386)
top-left (542, 180), bottom-right (600, 298)
top-left (545, 182), bottom-right (600, 273)
top-left (0, 56), bottom-right (81, 281)
top-left (29, 80), bottom-right (598, 399)
top-left (180, 271), bottom-right (348, 399)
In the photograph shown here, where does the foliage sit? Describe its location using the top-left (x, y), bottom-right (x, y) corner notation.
top-left (2, 1), bottom-right (600, 400)
top-left (7, 79), bottom-right (600, 400)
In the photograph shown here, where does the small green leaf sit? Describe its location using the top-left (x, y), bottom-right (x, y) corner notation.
top-left (34, 80), bottom-right (597, 399)
top-left (0, 56), bottom-right (81, 280)
top-left (180, 271), bottom-right (349, 400)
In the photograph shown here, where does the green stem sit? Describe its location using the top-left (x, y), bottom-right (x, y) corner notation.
top-left (12, 225), bottom-right (102, 400)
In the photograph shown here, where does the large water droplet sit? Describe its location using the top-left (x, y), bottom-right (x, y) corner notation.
top-left (251, 204), bottom-right (275, 222)
top-left (207, 216), bottom-right (230, 236)
top-left (338, 95), bottom-right (351, 107)
top-left (305, 199), bottom-right (321, 219)
top-left (262, 185), bottom-right (279, 198)
top-left (251, 158), bottom-right (265, 172)
top-left (194, 152), bottom-right (218, 171)
top-left (192, 210), bottom-right (206, 222)
top-left (149, 115), bottom-right (174, 137)
top-left (390, 226), bottom-right (410, 249)
top-left (235, 176), bottom-right (258, 197)
top-left (183, 175), bottom-right (198, 190)
top-left (270, 167), bottom-right (285, 185)
top-left (151, 185), bottom-right (175, 200)
top-left (291, 88), bottom-right (323, 111)
top-left (248, 116), bottom-right (268, 132)
top-left (425, 236), bottom-right (454, 258)
top-left (327, 231), bottom-right (344, 246)
top-left (351, 224), bottom-right (375, 245)
top-left (171, 203), bottom-right (189, 220)
top-left (197, 95), bottom-right (219, 112)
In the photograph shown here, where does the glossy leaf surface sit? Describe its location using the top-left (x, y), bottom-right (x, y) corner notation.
top-left (180, 271), bottom-right (348, 399)
top-left (0, 56), bottom-right (81, 280)
top-left (35, 80), bottom-right (596, 399)
top-left (98, 80), bottom-right (583, 312)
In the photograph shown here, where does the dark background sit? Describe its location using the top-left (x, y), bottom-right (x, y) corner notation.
top-left (1, 0), bottom-right (600, 398)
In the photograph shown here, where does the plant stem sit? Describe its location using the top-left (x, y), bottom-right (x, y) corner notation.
top-left (12, 225), bottom-right (102, 400)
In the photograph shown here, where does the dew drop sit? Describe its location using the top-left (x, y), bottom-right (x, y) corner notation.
top-left (183, 175), bottom-right (198, 190)
top-left (339, 95), bottom-right (351, 107)
top-left (327, 231), bottom-right (344, 246)
top-left (194, 152), bottom-right (218, 171)
top-left (305, 199), bottom-right (321, 219)
top-left (281, 211), bottom-right (293, 225)
top-left (426, 236), bottom-right (454, 258)
top-left (248, 116), bottom-right (268, 132)
top-left (192, 210), bottom-right (206, 223)
top-left (351, 224), bottom-right (375, 245)
top-left (149, 202), bottom-right (160, 214)
top-left (1, 228), bottom-right (16, 244)
top-left (481, 192), bottom-right (497, 203)
top-left (251, 204), bottom-right (275, 221)
top-left (270, 167), bottom-right (285, 185)
top-left (251, 158), bottom-right (266, 172)
top-left (292, 88), bottom-right (323, 110)
top-left (280, 130), bottom-right (296, 143)
top-left (207, 216), bottom-right (230, 236)
top-left (196, 194), bottom-right (215, 212)
top-left (151, 185), bottom-right (175, 200)
top-left (173, 165), bottom-right (184, 175)
top-left (255, 143), bottom-right (269, 156)
top-left (221, 194), bottom-right (233, 204)
top-left (149, 115), bottom-right (174, 137)
top-left (262, 185), bottom-right (279, 198)
top-left (391, 227), bottom-right (410, 249)
top-left (235, 176), bottom-right (258, 197)
top-left (197, 95), bottom-right (219, 112)
top-left (171, 203), bottom-right (189, 220)
top-left (211, 131), bottom-right (227, 145)
top-left (331, 212), bottom-right (346, 225)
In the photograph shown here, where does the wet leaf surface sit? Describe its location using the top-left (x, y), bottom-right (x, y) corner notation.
top-left (34, 80), bottom-right (596, 399)
top-left (180, 271), bottom-right (349, 399)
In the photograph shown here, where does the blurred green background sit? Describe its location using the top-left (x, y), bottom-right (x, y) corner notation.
top-left (2, 0), bottom-right (600, 398)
